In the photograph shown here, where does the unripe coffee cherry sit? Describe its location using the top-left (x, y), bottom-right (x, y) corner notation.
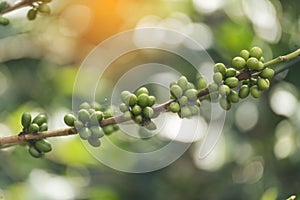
top-left (29, 146), bottom-right (43, 158)
top-left (134, 115), bottom-right (143, 124)
top-left (64, 114), bottom-right (76, 126)
top-left (170, 84), bottom-right (183, 98)
top-left (169, 102), bottom-right (180, 113)
top-left (178, 96), bottom-right (188, 106)
top-left (208, 83), bottom-right (219, 92)
top-left (79, 102), bottom-right (91, 110)
top-left (219, 98), bottom-right (231, 110)
top-left (123, 111), bottom-right (132, 120)
top-left (136, 87), bottom-right (149, 96)
top-left (119, 103), bottom-right (128, 113)
top-left (27, 9), bottom-right (37, 20)
top-left (79, 127), bottom-right (92, 140)
top-left (232, 56), bottom-right (246, 70)
top-left (35, 139), bottom-right (52, 153)
top-left (128, 94), bottom-right (138, 106)
top-left (260, 68), bottom-right (274, 79)
top-left (185, 89), bottom-right (198, 101)
top-left (0, 16), bottom-right (9, 25)
top-left (29, 123), bottom-right (39, 133)
top-left (33, 114), bottom-right (47, 126)
top-left (257, 78), bottom-right (270, 91)
top-left (143, 107), bottom-right (154, 118)
top-left (214, 63), bottom-right (227, 76)
top-left (137, 94), bottom-right (149, 107)
top-left (249, 46), bottom-right (263, 59)
top-left (225, 68), bottom-right (237, 77)
top-left (240, 49), bottom-right (250, 60)
top-left (260, 57), bottom-right (265, 63)
top-left (89, 112), bottom-right (100, 125)
top-left (250, 86), bottom-right (261, 98)
top-left (88, 137), bottom-right (101, 147)
top-left (180, 106), bottom-right (191, 118)
top-left (257, 61), bottom-right (264, 71)
top-left (224, 77), bottom-right (239, 88)
top-left (187, 82), bottom-right (195, 90)
top-left (177, 76), bottom-right (189, 90)
top-left (145, 121), bottom-right (157, 130)
top-left (148, 96), bottom-right (156, 107)
top-left (74, 120), bottom-right (84, 131)
top-left (102, 125), bottom-right (115, 135)
top-left (78, 109), bottom-right (90, 123)
top-left (195, 77), bottom-right (207, 90)
top-left (218, 85), bottom-right (231, 96)
top-left (247, 57), bottom-right (259, 70)
top-left (21, 112), bottom-right (32, 129)
top-left (39, 123), bottom-right (48, 131)
top-left (213, 72), bottom-right (223, 84)
top-left (228, 90), bottom-right (239, 103)
top-left (132, 105), bottom-right (142, 115)
top-left (121, 91), bottom-right (131, 103)
top-left (37, 3), bottom-right (51, 14)
top-left (90, 126), bottom-right (104, 138)
top-left (190, 105), bottom-right (200, 115)
top-left (238, 85), bottom-right (250, 99)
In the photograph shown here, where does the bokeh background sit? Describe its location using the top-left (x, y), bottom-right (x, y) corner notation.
top-left (0, 0), bottom-right (300, 199)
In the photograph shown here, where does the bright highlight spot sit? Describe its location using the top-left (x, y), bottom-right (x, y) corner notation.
top-left (235, 101), bottom-right (259, 131)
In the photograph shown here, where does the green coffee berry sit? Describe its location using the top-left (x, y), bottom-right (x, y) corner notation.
top-left (238, 85), bottom-right (250, 99)
top-left (29, 123), bottom-right (39, 133)
top-left (148, 96), bottom-right (156, 107)
top-left (136, 87), bottom-right (149, 96)
top-left (132, 105), bottom-right (142, 115)
top-left (257, 78), bottom-right (270, 91)
top-left (208, 83), bottom-right (219, 92)
top-left (0, 16), bottom-right (9, 26)
top-left (78, 109), bottom-right (90, 123)
top-left (169, 102), bottom-right (180, 113)
top-left (37, 3), bottom-right (51, 14)
top-left (185, 89), bottom-right (198, 101)
top-left (33, 114), bottom-right (47, 126)
top-left (213, 72), bottom-right (223, 84)
top-left (94, 111), bottom-right (103, 122)
top-left (190, 105), bottom-right (200, 115)
top-left (187, 82), bottom-right (195, 90)
top-left (228, 90), bottom-right (239, 103)
top-left (180, 106), bottom-right (191, 118)
top-left (41, 0), bottom-right (52, 3)
top-left (242, 80), bottom-right (250, 85)
top-left (195, 77), bottom-right (207, 90)
top-left (64, 114), bottom-right (76, 127)
top-left (21, 112), bottom-right (32, 129)
top-left (177, 76), bottom-right (189, 90)
top-left (39, 123), bottom-right (48, 132)
top-left (259, 57), bottom-right (265, 63)
top-left (79, 102), bottom-right (91, 110)
top-left (113, 124), bottom-right (119, 131)
top-left (247, 57), bottom-right (259, 70)
top-left (178, 96), bottom-right (188, 106)
top-left (29, 146), bottom-right (43, 158)
top-left (102, 125), bottom-right (115, 135)
top-left (196, 99), bottom-right (201, 107)
top-left (250, 85), bottom-right (261, 98)
top-left (91, 102), bottom-right (102, 111)
top-left (240, 49), bottom-right (250, 60)
top-left (137, 93), bottom-right (149, 107)
top-left (209, 92), bottom-right (220, 101)
top-left (74, 120), bottom-right (84, 131)
top-left (225, 68), bottom-right (237, 78)
top-left (224, 77), bottom-right (239, 88)
top-left (27, 9), bottom-right (37, 21)
top-left (249, 46), bottom-right (263, 59)
top-left (89, 112), bottom-right (100, 125)
top-left (218, 85), bottom-right (231, 96)
top-left (169, 81), bottom-right (177, 88)
top-left (88, 137), bottom-right (101, 147)
top-left (219, 98), bottom-right (231, 111)
top-left (121, 91), bottom-right (131, 103)
top-left (232, 56), bottom-right (246, 70)
top-left (260, 68), bottom-right (274, 79)
top-left (0, 2), bottom-right (8, 11)
top-left (128, 94), bottom-right (138, 106)
top-left (88, 109), bottom-right (96, 115)
top-left (145, 121), bottom-right (157, 130)
top-left (257, 61), bottom-right (264, 71)
top-left (35, 139), bottom-right (52, 153)
top-left (143, 107), bottom-right (154, 118)
top-left (119, 103), bottom-right (128, 113)
top-left (79, 127), bottom-right (92, 140)
top-left (90, 126), bottom-right (104, 138)
top-left (214, 63), bottom-right (227, 76)
top-left (170, 84), bottom-right (183, 98)
top-left (123, 111), bottom-right (132, 120)
top-left (134, 115), bottom-right (143, 124)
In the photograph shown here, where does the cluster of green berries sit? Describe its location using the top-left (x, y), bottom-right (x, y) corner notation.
top-left (169, 76), bottom-right (201, 118)
top-left (64, 102), bottom-right (119, 147)
top-left (0, 1), bottom-right (9, 26)
top-left (27, 0), bottom-right (51, 21)
top-left (21, 112), bottom-right (52, 158)
top-left (212, 46), bottom-right (275, 110)
top-left (119, 87), bottom-right (157, 130)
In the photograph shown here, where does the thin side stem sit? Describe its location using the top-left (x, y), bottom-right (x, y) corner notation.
top-left (0, 48), bottom-right (300, 149)
top-left (0, 0), bottom-right (34, 15)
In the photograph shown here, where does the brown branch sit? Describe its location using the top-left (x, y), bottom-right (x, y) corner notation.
top-left (1, 0), bottom-right (34, 15)
top-left (0, 48), bottom-right (300, 149)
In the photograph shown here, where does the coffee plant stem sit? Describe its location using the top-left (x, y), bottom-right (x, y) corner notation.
top-left (0, 48), bottom-right (300, 149)
top-left (0, 0), bottom-right (34, 15)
